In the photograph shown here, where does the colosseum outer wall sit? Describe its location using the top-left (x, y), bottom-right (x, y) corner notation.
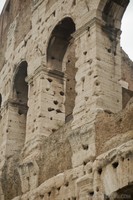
top-left (0, 0), bottom-right (133, 200)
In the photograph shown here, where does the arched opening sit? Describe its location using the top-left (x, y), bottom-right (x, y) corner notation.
top-left (12, 61), bottom-right (28, 150)
top-left (102, 0), bottom-right (129, 27)
top-left (47, 17), bottom-right (77, 123)
top-left (13, 61), bottom-right (28, 115)
top-left (47, 17), bottom-right (75, 71)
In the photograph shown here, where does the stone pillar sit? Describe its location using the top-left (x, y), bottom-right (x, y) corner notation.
top-left (1, 100), bottom-right (27, 157)
top-left (72, 17), bottom-right (122, 129)
top-left (95, 19), bottom-right (122, 113)
top-left (26, 66), bottom-right (65, 142)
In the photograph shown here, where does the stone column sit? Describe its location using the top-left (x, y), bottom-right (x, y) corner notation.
top-left (26, 66), bottom-right (65, 142)
top-left (72, 17), bottom-right (122, 129)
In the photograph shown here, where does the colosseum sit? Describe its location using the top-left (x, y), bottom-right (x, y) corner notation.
top-left (0, 0), bottom-right (133, 199)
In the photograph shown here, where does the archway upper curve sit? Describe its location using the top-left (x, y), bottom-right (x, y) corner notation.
top-left (47, 17), bottom-right (76, 71)
top-left (97, 0), bottom-right (129, 27)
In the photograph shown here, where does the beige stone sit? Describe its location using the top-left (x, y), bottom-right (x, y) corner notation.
top-left (0, 0), bottom-right (133, 199)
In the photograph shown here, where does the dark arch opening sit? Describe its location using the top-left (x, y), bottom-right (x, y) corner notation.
top-left (12, 60), bottom-right (28, 150)
top-left (102, 0), bottom-right (129, 27)
top-left (13, 61), bottom-right (28, 114)
top-left (47, 17), bottom-right (76, 71)
top-left (47, 17), bottom-right (77, 123)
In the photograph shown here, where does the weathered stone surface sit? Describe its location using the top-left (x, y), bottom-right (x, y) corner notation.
top-left (0, 0), bottom-right (133, 200)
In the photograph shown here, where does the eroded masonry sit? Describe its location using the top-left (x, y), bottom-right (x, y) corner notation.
top-left (0, 0), bottom-right (133, 199)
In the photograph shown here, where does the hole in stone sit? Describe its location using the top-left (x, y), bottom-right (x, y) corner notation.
top-left (83, 161), bottom-right (87, 166)
top-left (18, 110), bottom-right (24, 115)
top-left (112, 161), bottom-right (119, 169)
top-left (47, 78), bottom-right (53, 83)
top-left (98, 168), bottom-right (102, 175)
top-left (46, 88), bottom-right (49, 91)
top-left (57, 187), bottom-right (61, 191)
top-left (89, 191), bottom-right (94, 196)
top-left (65, 182), bottom-right (69, 187)
top-left (96, 187), bottom-right (99, 192)
top-left (87, 27), bottom-right (90, 31)
top-left (48, 107), bottom-right (54, 112)
top-left (85, 97), bottom-right (89, 101)
top-left (72, 0), bottom-right (76, 6)
top-left (87, 59), bottom-right (92, 64)
top-left (60, 91), bottom-right (64, 96)
top-left (83, 51), bottom-right (87, 55)
top-left (40, 195), bottom-right (44, 198)
top-left (53, 100), bottom-right (58, 105)
top-left (118, 118), bottom-right (122, 123)
top-left (95, 81), bottom-right (100, 86)
top-left (82, 144), bottom-right (89, 150)
top-left (52, 129), bottom-right (56, 132)
top-left (107, 48), bottom-right (111, 53)
top-left (50, 117), bottom-right (53, 120)
top-left (53, 11), bottom-right (56, 16)
top-left (56, 109), bottom-right (62, 113)
top-left (48, 191), bottom-right (51, 197)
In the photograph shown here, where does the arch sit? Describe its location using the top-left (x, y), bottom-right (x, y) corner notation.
top-left (11, 61), bottom-right (28, 152)
top-left (47, 17), bottom-right (77, 123)
top-left (98, 0), bottom-right (129, 27)
top-left (47, 17), bottom-right (76, 71)
top-left (13, 60), bottom-right (28, 114)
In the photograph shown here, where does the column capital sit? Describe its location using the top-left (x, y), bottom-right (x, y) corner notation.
top-left (26, 65), bottom-right (66, 84)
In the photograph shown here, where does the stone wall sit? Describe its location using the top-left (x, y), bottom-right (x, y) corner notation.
top-left (0, 0), bottom-right (133, 200)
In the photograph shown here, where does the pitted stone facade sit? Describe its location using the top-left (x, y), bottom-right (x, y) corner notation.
top-left (0, 0), bottom-right (133, 199)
